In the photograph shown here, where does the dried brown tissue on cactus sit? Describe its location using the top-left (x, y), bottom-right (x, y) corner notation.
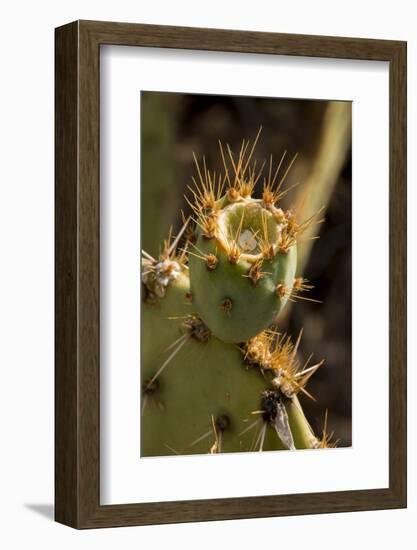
top-left (140, 91), bottom-right (352, 458)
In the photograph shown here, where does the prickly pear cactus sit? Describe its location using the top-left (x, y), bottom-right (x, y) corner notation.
top-left (140, 129), bottom-right (336, 457)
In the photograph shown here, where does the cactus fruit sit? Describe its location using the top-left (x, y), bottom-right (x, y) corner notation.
top-left (186, 130), bottom-right (319, 343)
top-left (141, 129), bottom-right (336, 457)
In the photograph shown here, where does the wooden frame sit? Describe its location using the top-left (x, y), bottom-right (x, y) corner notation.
top-left (55, 20), bottom-right (407, 529)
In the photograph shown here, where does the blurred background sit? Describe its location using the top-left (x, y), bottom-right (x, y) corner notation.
top-left (141, 91), bottom-right (352, 447)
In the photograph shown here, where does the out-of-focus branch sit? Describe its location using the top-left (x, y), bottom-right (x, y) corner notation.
top-left (276, 102), bottom-right (351, 325)
top-left (141, 93), bottom-right (181, 256)
top-left (295, 101), bottom-right (352, 278)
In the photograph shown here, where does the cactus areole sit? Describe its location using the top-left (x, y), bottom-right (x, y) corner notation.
top-left (189, 198), bottom-right (297, 343)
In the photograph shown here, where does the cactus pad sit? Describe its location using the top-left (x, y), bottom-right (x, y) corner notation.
top-left (189, 198), bottom-right (298, 343)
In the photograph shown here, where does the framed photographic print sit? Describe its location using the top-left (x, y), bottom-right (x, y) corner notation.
top-left (55, 20), bottom-right (407, 528)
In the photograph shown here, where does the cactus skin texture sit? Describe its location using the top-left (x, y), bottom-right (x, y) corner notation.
top-left (189, 200), bottom-right (297, 343)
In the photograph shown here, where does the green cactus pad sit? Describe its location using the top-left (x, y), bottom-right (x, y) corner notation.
top-left (189, 199), bottom-right (297, 343)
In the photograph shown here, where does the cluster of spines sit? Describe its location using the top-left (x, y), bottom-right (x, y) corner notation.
top-left (276, 276), bottom-right (322, 305)
top-left (241, 328), bottom-right (324, 402)
top-left (192, 414), bottom-right (231, 455)
top-left (141, 222), bottom-right (189, 301)
top-left (316, 410), bottom-right (340, 449)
